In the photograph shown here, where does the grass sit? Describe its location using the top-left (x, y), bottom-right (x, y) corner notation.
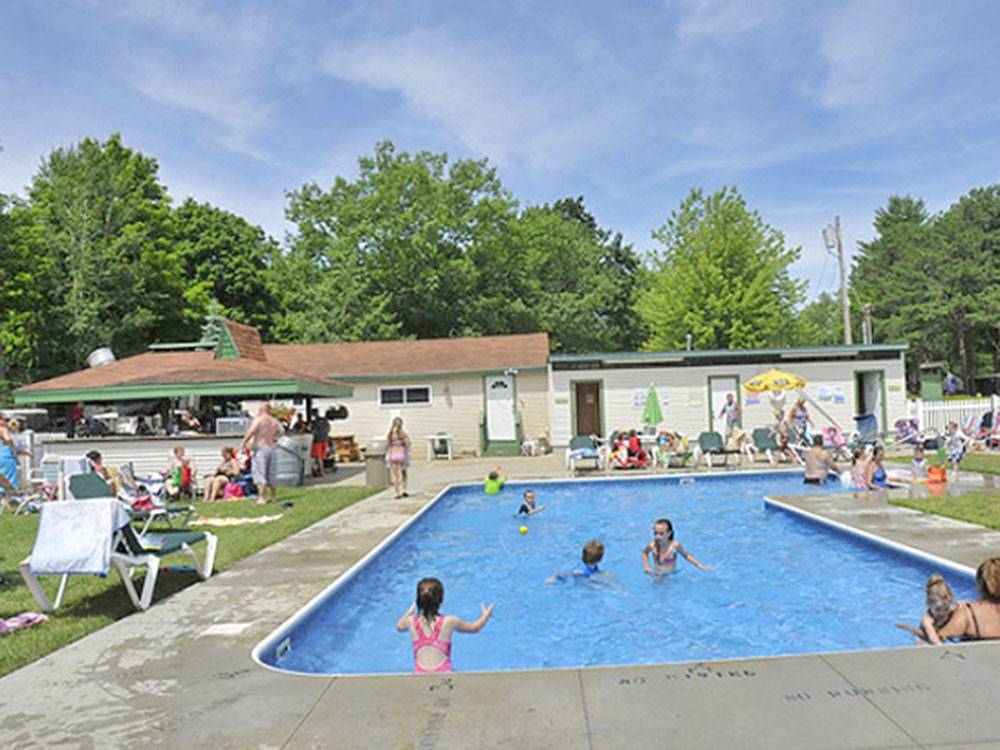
top-left (954, 452), bottom-right (1000, 475)
top-left (891, 490), bottom-right (1000, 531)
top-left (0, 483), bottom-right (380, 677)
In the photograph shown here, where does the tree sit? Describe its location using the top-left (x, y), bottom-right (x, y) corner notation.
top-left (0, 193), bottom-right (52, 401)
top-left (170, 199), bottom-right (280, 338)
top-left (793, 292), bottom-right (844, 346)
top-left (18, 134), bottom-right (185, 371)
top-left (940, 186), bottom-right (1000, 378)
top-left (509, 198), bottom-right (647, 352)
top-left (281, 141), bottom-right (520, 341)
top-left (638, 187), bottom-right (804, 350)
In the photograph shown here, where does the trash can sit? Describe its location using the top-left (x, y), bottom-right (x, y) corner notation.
top-left (365, 439), bottom-right (389, 486)
top-left (274, 436), bottom-right (305, 487)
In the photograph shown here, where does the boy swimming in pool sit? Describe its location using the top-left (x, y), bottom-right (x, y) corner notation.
top-left (547, 540), bottom-right (605, 582)
top-left (517, 489), bottom-right (544, 516)
top-left (642, 518), bottom-right (709, 575)
top-left (484, 466), bottom-right (506, 495)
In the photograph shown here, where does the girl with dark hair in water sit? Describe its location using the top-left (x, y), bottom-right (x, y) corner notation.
top-left (395, 578), bottom-right (494, 672)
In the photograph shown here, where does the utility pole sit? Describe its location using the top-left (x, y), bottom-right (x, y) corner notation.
top-left (823, 216), bottom-right (852, 345)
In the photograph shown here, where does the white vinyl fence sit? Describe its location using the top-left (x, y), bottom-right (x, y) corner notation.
top-left (908, 395), bottom-right (1000, 434)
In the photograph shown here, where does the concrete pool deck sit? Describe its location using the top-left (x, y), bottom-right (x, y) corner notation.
top-left (1, 457), bottom-right (999, 749)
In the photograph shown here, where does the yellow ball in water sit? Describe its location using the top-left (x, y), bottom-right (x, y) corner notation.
top-left (519, 525), bottom-right (528, 535)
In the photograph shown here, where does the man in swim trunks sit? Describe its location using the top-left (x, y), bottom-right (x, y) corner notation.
top-left (240, 403), bottom-right (284, 505)
top-left (803, 434), bottom-right (840, 484)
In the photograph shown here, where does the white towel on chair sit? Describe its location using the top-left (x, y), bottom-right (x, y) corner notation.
top-left (29, 499), bottom-right (131, 575)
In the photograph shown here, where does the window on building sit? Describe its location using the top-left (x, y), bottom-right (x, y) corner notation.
top-left (378, 385), bottom-right (432, 407)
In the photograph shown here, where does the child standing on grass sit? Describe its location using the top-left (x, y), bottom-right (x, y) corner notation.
top-left (944, 421), bottom-right (972, 477)
top-left (642, 518), bottom-right (709, 575)
top-left (395, 578), bottom-right (493, 673)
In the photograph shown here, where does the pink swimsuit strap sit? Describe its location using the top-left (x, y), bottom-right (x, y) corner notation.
top-left (412, 615), bottom-right (453, 673)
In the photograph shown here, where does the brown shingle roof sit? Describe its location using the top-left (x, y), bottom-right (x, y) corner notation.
top-left (17, 351), bottom-right (341, 392)
top-left (263, 332), bottom-right (550, 379)
top-left (224, 319), bottom-right (267, 361)
top-left (16, 332), bottom-right (550, 397)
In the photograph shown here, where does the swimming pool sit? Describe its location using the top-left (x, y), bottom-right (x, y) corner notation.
top-left (254, 472), bottom-right (976, 675)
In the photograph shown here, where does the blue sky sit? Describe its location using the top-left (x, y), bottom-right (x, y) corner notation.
top-left (3, 1), bottom-right (1000, 300)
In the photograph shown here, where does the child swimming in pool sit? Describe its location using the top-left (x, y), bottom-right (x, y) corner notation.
top-left (547, 540), bottom-right (605, 582)
top-left (896, 574), bottom-right (956, 645)
top-left (395, 577), bottom-right (494, 673)
top-left (484, 466), bottom-right (505, 495)
top-left (517, 489), bottom-right (544, 516)
top-left (642, 518), bottom-right (709, 575)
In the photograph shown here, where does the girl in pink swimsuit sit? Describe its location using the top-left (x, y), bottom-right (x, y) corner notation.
top-left (395, 577), bottom-right (494, 673)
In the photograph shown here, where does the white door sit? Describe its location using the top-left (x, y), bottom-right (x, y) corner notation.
top-left (710, 376), bottom-right (739, 434)
top-left (485, 375), bottom-right (516, 440)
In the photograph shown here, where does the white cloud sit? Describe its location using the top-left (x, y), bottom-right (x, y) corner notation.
top-left (322, 28), bottom-right (643, 171)
top-left (809, 1), bottom-right (959, 112)
top-left (674, 0), bottom-right (783, 40)
top-left (130, 61), bottom-right (274, 162)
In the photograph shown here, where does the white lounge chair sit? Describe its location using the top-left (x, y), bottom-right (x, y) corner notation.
top-left (19, 498), bottom-right (217, 612)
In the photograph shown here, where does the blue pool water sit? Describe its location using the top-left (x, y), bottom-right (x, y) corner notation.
top-left (259, 473), bottom-right (976, 675)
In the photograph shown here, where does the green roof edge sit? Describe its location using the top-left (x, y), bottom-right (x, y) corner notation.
top-left (13, 379), bottom-right (353, 405)
top-left (550, 343), bottom-right (909, 363)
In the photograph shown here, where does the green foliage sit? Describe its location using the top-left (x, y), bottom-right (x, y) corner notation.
top-left (793, 292), bottom-right (844, 346)
top-left (278, 143), bottom-right (645, 352)
top-left (0, 193), bottom-right (50, 400)
top-left (170, 199), bottom-right (280, 338)
top-left (851, 189), bottom-right (1000, 385)
top-left (17, 134), bottom-right (184, 370)
top-left (639, 187), bottom-right (804, 350)
top-left (512, 198), bottom-right (647, 352)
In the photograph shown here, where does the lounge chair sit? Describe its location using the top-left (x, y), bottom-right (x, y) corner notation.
top-left (696, 431), bottom-right (734, 468)
top-left (653, 434), bottom-right (692, 468)
top-left (69, 472), bottom-right (193, 534)
top-left (747, 428), bottom-right (778, 465)
top-left (850, 414), bottom-right (880, 449)
top-left (19, 497), bottom-right (217, 612)
top-left (566, 435), bottom-right (602, 471)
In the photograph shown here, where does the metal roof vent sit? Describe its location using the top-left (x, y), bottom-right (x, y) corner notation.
top-left (87, 347), bottom-right (117, 368)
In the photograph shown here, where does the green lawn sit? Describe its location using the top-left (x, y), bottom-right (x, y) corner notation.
top-left (955, 452), bottom-right (1000, 475)
top-left (891, 490), bottom-right (1000, 531)
top-left (0, 484), bottom-right (379, 677)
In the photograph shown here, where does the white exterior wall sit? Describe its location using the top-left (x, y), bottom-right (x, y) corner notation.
top-left (250, 370), bottom-right (549, 456)
top-left (516, 370), bottom-right (550, 444)
top-left (550, 355), bottom-right (907, 445)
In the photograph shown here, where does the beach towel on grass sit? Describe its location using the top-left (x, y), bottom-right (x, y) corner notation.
top-left (190, 514), bottom-right (282, 527)
top-left (28, 498), bottom-right (131, 576)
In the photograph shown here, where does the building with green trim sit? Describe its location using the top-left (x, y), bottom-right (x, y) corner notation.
top-left (550, 343), bottom-right (908, 445)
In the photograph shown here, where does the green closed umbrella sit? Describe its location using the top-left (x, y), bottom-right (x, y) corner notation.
top-left (641, 383), bottom-right (663, 427)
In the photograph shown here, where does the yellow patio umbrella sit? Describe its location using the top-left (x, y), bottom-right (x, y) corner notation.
top-left (743, 369), bottom-right (806, 393)
top-left (744, 368), bottom-right (842, 430)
